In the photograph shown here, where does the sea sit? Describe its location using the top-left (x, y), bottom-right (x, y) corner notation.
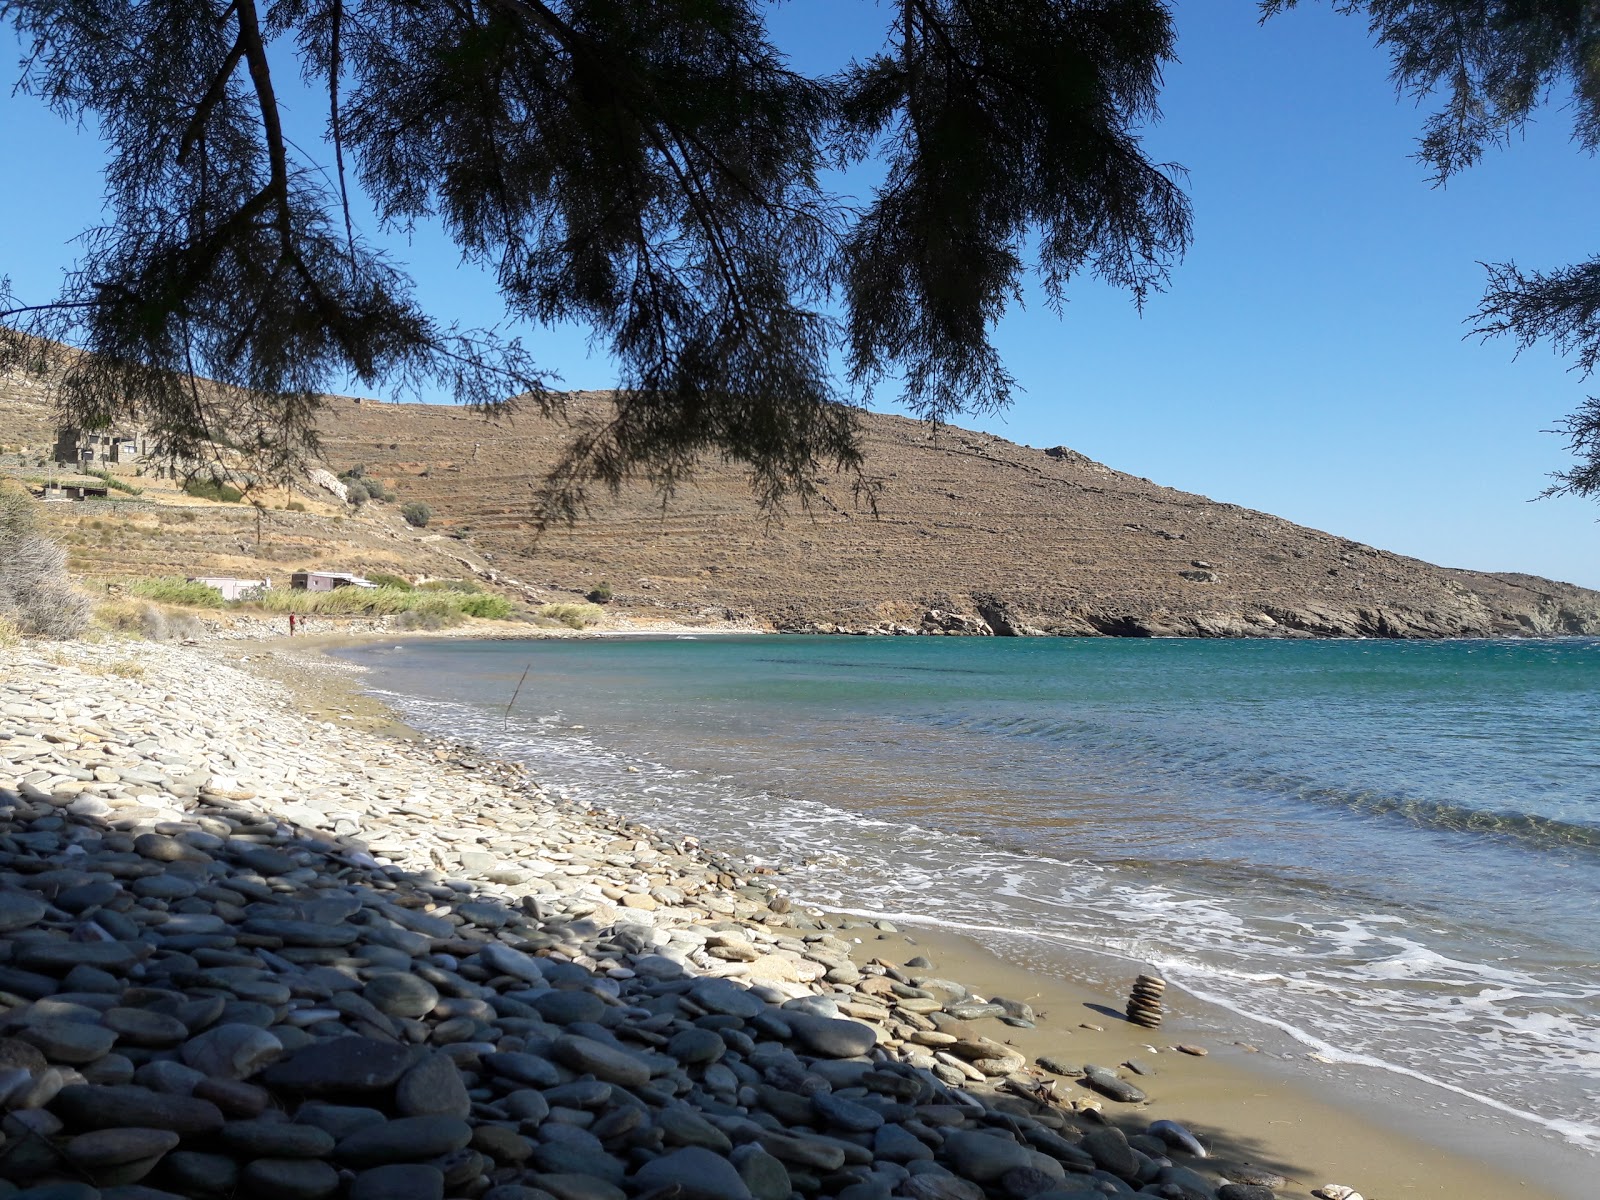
top-left (341, 634), bottom-right (1600, 1164)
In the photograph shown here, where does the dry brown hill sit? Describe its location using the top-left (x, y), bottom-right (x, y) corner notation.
top-left (312, 393), bottom-right (1600, 638)
top-left (6, 361), bottom-right (1597, 637)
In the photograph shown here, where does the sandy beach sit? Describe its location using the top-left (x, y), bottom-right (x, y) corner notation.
top-left (0, 625), bottom-right (1585, 1200)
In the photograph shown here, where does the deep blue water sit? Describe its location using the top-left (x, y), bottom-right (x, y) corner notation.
top-left (347, 635), bottom-right (1600, 1151)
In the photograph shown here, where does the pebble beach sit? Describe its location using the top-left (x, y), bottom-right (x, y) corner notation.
top-left (0, 635), bottom-right (1573, 1200)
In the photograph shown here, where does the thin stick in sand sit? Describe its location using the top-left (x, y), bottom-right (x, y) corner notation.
top-left (503, 663), bottom-right (532, 729)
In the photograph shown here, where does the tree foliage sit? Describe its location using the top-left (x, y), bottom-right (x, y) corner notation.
top-left (0, 0), bottom-right (1188, 519)
top-left (1265, 0), bottom-right (1600, 497)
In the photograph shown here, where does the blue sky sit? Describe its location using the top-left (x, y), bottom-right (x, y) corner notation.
top-left (3, 3), bottom-right (1597, 587)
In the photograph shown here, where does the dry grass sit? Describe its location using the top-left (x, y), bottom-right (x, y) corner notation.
top-left (536, 602), bottom-right (606, 629)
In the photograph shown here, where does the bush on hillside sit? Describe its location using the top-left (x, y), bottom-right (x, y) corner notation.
top-left (367, 572), bottom-right (413, 590)
top-left (0, 485), bottom-right (89, 639)
top-left (343, 480), bottom-right (370, 505)
top-left (586, 581), bottom-right (613, 604)
top-left (401, 501), bottom-right (432, 528)
top-left (183, 477), bottom-right (243, 503)
top-left (126, 577), bottom-right (226, 608)
top-left (419, 578), bottom-right (480, 593)
top-left (85, 469), bottom-right (143, 495)
top-left (536, 602), bottom-right (605, 630)
top-left (457, 593), bottom-right (512, 619)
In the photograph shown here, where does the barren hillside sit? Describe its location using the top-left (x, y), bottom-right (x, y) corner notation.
top-left (6, 365), bottom-right (1597, 637)
top-left (312, 393), bottom-right (1600, 638)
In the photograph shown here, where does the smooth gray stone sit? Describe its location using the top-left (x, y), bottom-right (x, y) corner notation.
top-left (940, 1130), bottom-right (1039, 1183)
top-left (219, 1118), bottom-right (335, 1158)
top-left (335, 1115), bottom-right (473, 1168)
top-left (19, 1020), bottom-right (117, 1064)
top-left (730, 1143), bottom-right (791, 1200)
top-left (525, 991), bottom-right (604, 1026)
top-left (782, 1012), bottom-right (877, 1058)
top-left (362, 973), bottom-right (440, 1020)
top-left (180, 1024), bottom-right (282, 1080)
top-left (550, 1035), bottom-right (650, 1087)
top-left (101, 1010), bottom-right (186, 1049)
top-left (1158, 1164), bottom-right (1219, 1200)
top-left (230, 846), bottom-right (296, 876)
top-left (668, 1027), bottom-right (726, 1064)
top-left (240, 1158), bottom-right (339, 1200)
top-left (501, 1089), bottom-right (551, 1124)
top-left (658, 1108), bottom-right (733, 1152)
top-left (52, 1085), bottom-right (224, 1135)
top-left (690, 978), bottom-right (765, 1019)
top-left (261, 1037), bottom-right (413, 1093)
top-left (294, 1104), bottom-right (389, 1140)
top-left (15, 942), bottom-right (144, 972)
top-left (525, 1174), bottom-right (624, 1200)
top-left (1216, 1187), bottom-right (1276, 1200)
top-left (531, 1142), bottom-right (625, 1184)
top-left (1081, 1065), bottom-right (1146, 1104)
top-left (1080, 1129), bottom-right (1139, 1180)
top-left (813, 1091), bottom-right (884, 1133)
top-left (484, 1051), bottom-right (561, 1088)
top-left (63, 1125), bottom-right (180, 1169)
top-left (395, 1052), bottom-right (471, 1119)
top-left (155, 1151), bottom-right (238, 1197)
top-left (900, 1174), bottom-right (985, 1200)
top-left (349, 1164), bottom-right (446, 1200)
top-left (634, 1146), bottom-right (753, 1200)
top-left (874, 1123), bottom-right (935, 1162)
top-left (241, 919), bottom-right (358, 948)
top-left (453, 901), bottom-right (510, 930)
top-left (478, 943), bottom-right (544, 984)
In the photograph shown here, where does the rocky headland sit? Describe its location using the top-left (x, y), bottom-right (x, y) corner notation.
top-left (314, 398), bottom-right (1600, 640)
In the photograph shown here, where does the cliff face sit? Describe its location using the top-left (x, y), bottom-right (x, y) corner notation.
top-left (311, 395), bottom-right (1600, 638)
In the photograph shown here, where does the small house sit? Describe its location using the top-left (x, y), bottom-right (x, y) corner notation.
top-left (289, 571), bottom-right (376, 592)
top-left (55, 427), bottom-right (151, 469)
top-left (187, 576), bottom-right (269, 602)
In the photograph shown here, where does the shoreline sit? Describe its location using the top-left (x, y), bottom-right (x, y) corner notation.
top-left (0, 630), bottom-right (1584, 1200)
top-left (284, 630), bottom-right (1589, 1198)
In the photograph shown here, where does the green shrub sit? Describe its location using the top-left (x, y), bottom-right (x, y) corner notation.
top-left (344, 480), bottom-right (370, 505)
top-left (126, 576), bottom-right (226, 608)
top-left (285, 500), bottom-right (306, 512)
top-left (394, 607), bottom-right (463, 631)
top-left (401, 500), bottom-right (432, 527)
top-left (536, 602), bottom-right (605, 630)
top-left (368, 479), bottom-right (397, 502)
top-left (586, 581), bottom-right (613, 604)
top-left (458, 593), bottom-right (512, 619)
top-left (419, 578), bottom-right (481, 593)
top-left (183, 477), bottom-right (243, 503)
top-left (367, 572), bottom-right (414, 590)
top-left (85, 469), bottom-right (143, 495)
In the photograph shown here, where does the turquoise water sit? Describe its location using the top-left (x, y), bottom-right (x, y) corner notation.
top-left (347, 635), bottom-right (1600, 1151)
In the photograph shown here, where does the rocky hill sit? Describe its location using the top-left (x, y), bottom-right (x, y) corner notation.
top-left (6, 362), bottom-right (1598, 637)
top-left (311, 393), bottom-right (1600, 638)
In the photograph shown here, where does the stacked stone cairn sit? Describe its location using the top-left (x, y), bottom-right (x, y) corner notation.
top-left (1125, 977), bottom-right (1166, 1030)
top-left (0, 642), bottom-right (1274, 1200)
